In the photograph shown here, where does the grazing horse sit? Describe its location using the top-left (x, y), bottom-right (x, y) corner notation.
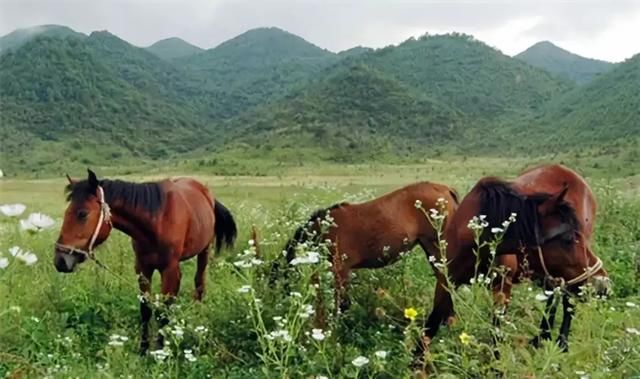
top-left (417, 164), bottom-right (610, 361)
top-left (275, 181), bottom-right (459, 311)
top-left (54, 169), bottom-right (237, 353)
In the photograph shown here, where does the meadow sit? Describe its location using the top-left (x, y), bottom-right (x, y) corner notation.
top-left (0, 160), bottom-right (639, 378)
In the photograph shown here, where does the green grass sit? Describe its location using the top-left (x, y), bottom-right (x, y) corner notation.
top-left (0, 163), bottom-right (639, 378)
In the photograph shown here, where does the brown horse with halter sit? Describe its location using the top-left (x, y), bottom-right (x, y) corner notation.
top-left (54, 169), bottom-right (237, 353)
top-left (274, 181), bottom-right (459, 311)
top-left (417, 164), bottom-right (610, 361)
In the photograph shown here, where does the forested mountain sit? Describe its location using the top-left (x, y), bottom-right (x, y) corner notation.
top-left (515, 41), bottom-right (613, 84)
top-left (176, 27), bottom-right (339, 114)
top-left (220, 65), bottom-right (464, 161)
top-left (0, 25), bottom-right (637, 175)
top-left (146, 37), bottom-right (203, 60)
top-left (528, 53), bottom-right (640, 147)
top-left (0, 36), bottom-right (214, 173)
top-left (0, 25), bottom-right (85, 54)
top-left (342, 34), bottom-right (574, 120)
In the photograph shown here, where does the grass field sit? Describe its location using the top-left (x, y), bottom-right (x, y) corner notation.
top-left (1, 161), bottom-right (639, 378)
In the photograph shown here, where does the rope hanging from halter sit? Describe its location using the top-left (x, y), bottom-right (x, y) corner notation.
top-left (536, 245), bottom-right (603, 288)
top-left (55, 186), bottom-right (112, 260)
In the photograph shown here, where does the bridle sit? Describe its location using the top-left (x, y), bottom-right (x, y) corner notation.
top-left (55, 186), bottom-right (112, 260)
top-left (527, 223), bottom-right (604, 288)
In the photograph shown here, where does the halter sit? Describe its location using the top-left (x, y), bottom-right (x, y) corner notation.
top-left (530, 226), bottom-right (604, 288)
top-left (55, 186), bottom-right (112, 260)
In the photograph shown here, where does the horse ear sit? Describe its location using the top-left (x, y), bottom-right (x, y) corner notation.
top-left (65, 173), bottom-right (76, 185)
top-left (538, 185), bottom-right (569, 216)
top-left (87, 169), bottom-right (99, 189)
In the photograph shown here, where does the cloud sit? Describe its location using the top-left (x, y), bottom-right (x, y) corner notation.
top-left (0, 0), bottom-right (638, 61)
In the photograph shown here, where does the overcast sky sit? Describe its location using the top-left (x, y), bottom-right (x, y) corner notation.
top-left (1, 0), bottom-right (639, 62)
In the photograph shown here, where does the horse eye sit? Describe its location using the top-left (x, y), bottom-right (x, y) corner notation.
top-left (77, 210), bottom-right (89, 220)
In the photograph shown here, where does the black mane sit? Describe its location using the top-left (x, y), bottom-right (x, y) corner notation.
top-left (66, 179), bottom-right (165, 214)
top-left (477, 179), bottom-right (580, 247)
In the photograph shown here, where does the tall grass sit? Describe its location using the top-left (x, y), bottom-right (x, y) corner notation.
top-left (0, 179), bottom-right (638, 378)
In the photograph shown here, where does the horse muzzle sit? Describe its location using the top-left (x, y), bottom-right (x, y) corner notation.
top-left (54, 247), bottom-right (85, 273)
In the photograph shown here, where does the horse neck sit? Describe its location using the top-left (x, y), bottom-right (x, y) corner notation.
top-left (108, 200), bottom-right (157, 244)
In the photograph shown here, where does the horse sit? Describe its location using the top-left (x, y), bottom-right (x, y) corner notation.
top-left (417, 164), bottom-right (610, 361)
top-left (274, 181), bottom-right (459, 311)
top-left (54, 169), bottom-right (237, 353)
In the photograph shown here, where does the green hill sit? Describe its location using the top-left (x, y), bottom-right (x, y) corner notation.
top-left (0, 36), bottom-right (215, 175)
top-left (345, 34), bottom-right (574, 120)
top-left (214, 65), bottom-right (464, 162)
top-left (515, 41), bottom-right (613, 84)
top-left (0, 24), bottom-right (85, 54)
top-left (528, 53), bottom-right (640, 148)
top-left (177, 27), bottom-right (339, 115)
top-left (145, 37), bottom-right (203, 60)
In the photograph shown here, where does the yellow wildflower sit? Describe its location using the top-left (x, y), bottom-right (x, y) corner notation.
top-left (459, 332), bottom-right (473, 346)
top-left (404, 307), bottom-right (418, 321)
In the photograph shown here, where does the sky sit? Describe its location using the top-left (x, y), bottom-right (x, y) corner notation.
top-left (1, 0), bottom-right (639, 62)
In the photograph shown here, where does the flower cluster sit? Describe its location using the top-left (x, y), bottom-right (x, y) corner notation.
top-left (290, 251), bottom-right (320, 266)
top-left (467, 215), bottom-right (489, 231)
top-left (20, 212), bottom-right (56, 233)
top-left (107, 334), bottom-right (128, 347)
top-left (233, 240), bottom-right (263, 269)
top-left (150, 348), bottom-right (171, 362)
top-left (1, 246), bottom-right (38, 268)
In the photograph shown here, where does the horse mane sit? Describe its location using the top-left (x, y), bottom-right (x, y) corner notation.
top-left (477, 178), bottom-right (580, 247)
top-left (66, 179), bottom-right (165, 215)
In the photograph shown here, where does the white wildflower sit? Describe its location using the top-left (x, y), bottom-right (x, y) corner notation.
top-left (311, 328), bottom-right (325, 341)
top-left (0, 257), bottom-right (8, 269)
top-left (194, 325), bottom-right (208, 334)
top-left (184, 349), bottom-right (197, 362)
top-left (626, 302), bottom-right (637, 308)
top-left (491, 227), bottom-right (504, 234)
top-left (290, 291), bottom-right (302, 298)
top-left (237, 285), bottom-right (252, 293)
top-left (374, 350), bottom-right (388, 359)
top-left (535, 293), bottom-right (548, 301)
top-left (290, 251), bottom-right (320, 266)
top-left (0, 204), bottom-right (26, 217)
top-left (414, 200), bottom-right (422, 209)
top-left (26, 213), bottom-right (55, 229)
top-left (351, 356), bottom-right (369, 367)
top-left (150, 349), bottom-right (171, 362)
top-left (625, 327), bottom-right (640, 336)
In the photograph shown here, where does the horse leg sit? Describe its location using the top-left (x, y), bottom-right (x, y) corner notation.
top-left (156, 262), bottom-right (182, 349)
top-left (414, 274), bottom-right (453, 364)
top-left (137, 266), bottom-right (154, 355)
top-left (556, 294), bottom-right (574, 352)
top-left (193, 247), bottom-right (209, 301)
top-left (530, 294), bottom-right (559, 348)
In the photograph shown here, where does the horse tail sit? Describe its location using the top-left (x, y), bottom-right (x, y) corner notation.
top-left (214, 200), bottom-right (237, 254)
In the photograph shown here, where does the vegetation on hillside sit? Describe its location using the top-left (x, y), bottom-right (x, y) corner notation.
top-left (145, 37), bottom-right (203, 60)
top-left (0, 24), bottom-right (84, 55)
top-left (0, 27), bottom-right (637, 175)
top-left (516, 41), bottom-right (613, 84)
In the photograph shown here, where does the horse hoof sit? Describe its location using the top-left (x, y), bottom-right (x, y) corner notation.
top-left (412, 369), bottom-right (428, 379)
top-left (556, 337), bottom-right (569, 352)
top-left (446, 315), bottom-right (457, 327)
